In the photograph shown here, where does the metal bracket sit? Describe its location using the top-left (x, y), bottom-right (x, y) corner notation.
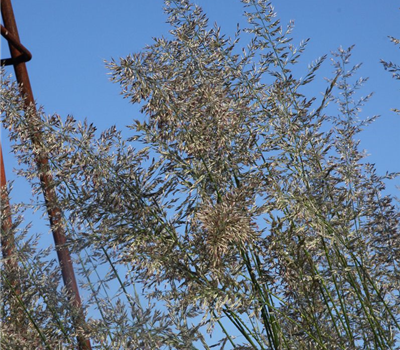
top-left (1, 24), bottom-right (32, 66)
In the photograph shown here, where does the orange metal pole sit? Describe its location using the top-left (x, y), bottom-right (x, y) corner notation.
top-left (0, 142), bottom-right (15, 261)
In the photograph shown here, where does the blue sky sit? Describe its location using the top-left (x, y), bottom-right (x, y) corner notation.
top-left (2, 0), bottom-right (399, 295)
top-left (2, 0), bottom-right (400, 196)
top-left (1, 0), bottom-right (400, 346)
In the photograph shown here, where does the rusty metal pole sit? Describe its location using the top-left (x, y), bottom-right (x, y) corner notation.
top-left (0, 141), bottom-right (26, 333)
top-left (1, 1), bottom-right (91, 349)
top-left (0, 142), bottom-right (16, 265)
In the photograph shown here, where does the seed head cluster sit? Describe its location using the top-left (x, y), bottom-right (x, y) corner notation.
top-left (1, 0), bottom-right (400, 349)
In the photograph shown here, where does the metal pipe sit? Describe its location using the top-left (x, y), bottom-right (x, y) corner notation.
top-left (1, 1), bottom-right (91, 348)
top-left (1, 142), bottom-right (15, 261)
top-left (0, 6), bottom-right (25, 326)
top-left (1, 24), bottom-right (32, 66)
top-left (0, 141), bottom-right (25, 333)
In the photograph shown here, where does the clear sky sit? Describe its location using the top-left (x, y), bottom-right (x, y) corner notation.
top-left (0, 0), bottom-right (400, 278)
top-left (1, 0), bottom-right (400, 345)
top-left (2, 0), bottom-right (399, 198)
